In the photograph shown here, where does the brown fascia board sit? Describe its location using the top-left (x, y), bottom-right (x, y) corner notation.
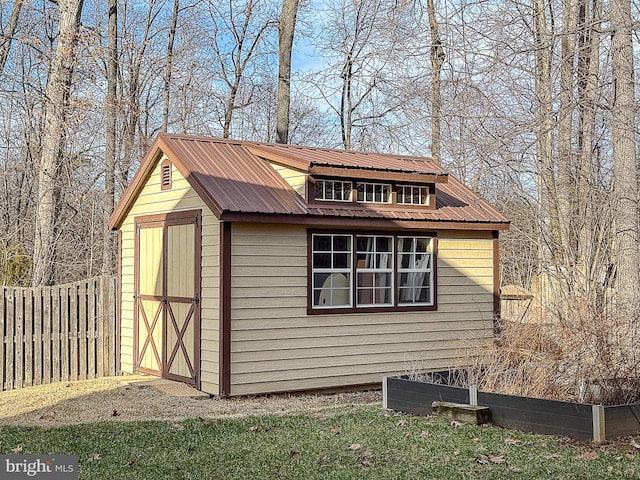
top-left (245, 144), bottom-right (448, 184)
top-left (220, 211), bottom-right (510, 231)
top-left (244, 144), bottom-right (311, 171)
top-left (108, 140), bottom-right (164, 230)
top-left (108, 133), bottom-right (224, 230)
top-left (308, 165), bottom-right (448, 184)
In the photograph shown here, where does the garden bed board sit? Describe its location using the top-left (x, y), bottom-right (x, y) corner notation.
top-left (383, 374), bottom-right (640, 442)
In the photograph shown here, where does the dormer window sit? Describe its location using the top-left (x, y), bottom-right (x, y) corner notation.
top-left (161, 159), bottom-right (172, 190)
top-left (315, 179), bottom-right (352, 202)
top-left (356, 182), bottom-right (391, 203)
top-left (397, 185), bottom-right (430, 206)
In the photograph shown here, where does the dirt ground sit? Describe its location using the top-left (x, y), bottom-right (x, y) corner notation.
top-left (0, 375), bottom-right (382, 427)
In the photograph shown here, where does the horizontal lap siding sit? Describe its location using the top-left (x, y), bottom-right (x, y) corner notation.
top-left (120, 157), bottom-right (220, 395)
top-left (270, 163), bottom-right (308, 198)
top-left (229, 225), bottom-right (495, 396)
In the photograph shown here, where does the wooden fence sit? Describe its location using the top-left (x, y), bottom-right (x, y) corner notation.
top-left (0, 275), bottom-right (117, 391)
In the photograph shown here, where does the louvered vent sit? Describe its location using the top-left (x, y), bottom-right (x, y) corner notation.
top-left (161, 160), bottom-right (172, 190)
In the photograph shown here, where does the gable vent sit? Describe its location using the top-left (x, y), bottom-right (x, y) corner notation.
top-left (161, 160), bottom-right (172, 190)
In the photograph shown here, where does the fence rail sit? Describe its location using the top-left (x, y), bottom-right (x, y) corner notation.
top-left (0, 275), bottom-right (117, 391)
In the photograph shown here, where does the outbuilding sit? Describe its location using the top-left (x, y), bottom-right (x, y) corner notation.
top-left (109, 133), bottom-right (509, 396)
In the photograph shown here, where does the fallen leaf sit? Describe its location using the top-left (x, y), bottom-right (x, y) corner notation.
top-left (450, 421), bottom-right (463, 428)
top-left (476, 455), bottom-right (489, 465)
top-left (489, 455), bottom-right (505, 464)
top-left (360, 460), bottom-right (373, 467)
top-left (249, 425), bottom-right (262, 432)
top-left (574, 451), bottom-right (598, 461)
top-left (508, 466), bottom-right (522, 473)
top-left (397, 419), bottom-right (407, 427)
top-left (505, 438), bottom-right (522, 445)
top-left (39, 415), bottom-right (55, 421)
top-left (172, 423), bottom-right (185, 431)
top-left (453, 450), bottom-right (460, 456)
top-left (112, 410), bottom-right (120, 417)
top-left (11, 446), bottom-right (22, 454)
top-left (349, 443), bottom-right (362, 450)
top-left (472, 437), bottom-right (481, 442)
top-left (87, 454), bottom-right (102, 462)
top-left (330, 426), bottom-right (341, 434)
top-left (420, 431), bottom-right (431, 439)
top-left (631, 438), bottom-right (640, 449)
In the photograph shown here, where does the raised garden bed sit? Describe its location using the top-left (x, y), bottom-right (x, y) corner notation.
top-left (383, 374), bottom-right (640, 441)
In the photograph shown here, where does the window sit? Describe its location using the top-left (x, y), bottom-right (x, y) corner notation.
top-left (356, 235), bottom-right (393, 306)
top-left (356, 182), bottom-right (391, 203)
top-left (398, 237), bottom-right (434, 305)
top-left (315, 179), bottom-right (352, 202)
top-left (161, 160), bottom-right (172, 190)
top-left (310, 232), bottom-right (436, 312)
top-left (312, 234), bottom-right (352, 308)
top-left (397, 185), bottom-right (430, 206)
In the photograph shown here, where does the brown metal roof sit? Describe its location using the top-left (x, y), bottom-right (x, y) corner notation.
top-left (109, 133), bottom-right (509, 230)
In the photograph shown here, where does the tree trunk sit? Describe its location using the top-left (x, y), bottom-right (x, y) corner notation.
top-left (575, 0), bottom-right (601, 299)
top-left (533, 0), bottom-right (564, 269)
top-left (32, 0), bottom-right (85, 286)
top-left (162, 0), bottom-right (179, 132)
top-left (275, 0), bottom-right (299, 144)
top-left (0, 0), bottom-right (24, 75)
top-left (557, 0), bottom-right (577, 266)
top-left (426, 0), bottom-right (444, 165)
top-left (103, 0), bottom-right (118, 276)
top-left (610, 0), bottom-right (639, 309)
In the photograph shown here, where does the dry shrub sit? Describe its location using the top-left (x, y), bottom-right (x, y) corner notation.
top-left (467, 298), bottom-right (640, 405)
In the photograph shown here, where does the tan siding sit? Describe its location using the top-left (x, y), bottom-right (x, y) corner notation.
top-left (119, 157), bottom-right (220, 395)
top-left (270, 162), bottom-right (307, 198)
top-left (228, 224), bottom-right (495, 395)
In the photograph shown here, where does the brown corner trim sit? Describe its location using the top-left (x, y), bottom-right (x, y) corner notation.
top-left (219, 221), bottom-right (232, 397)
top-left (492, 231), bottom-right (501, 335)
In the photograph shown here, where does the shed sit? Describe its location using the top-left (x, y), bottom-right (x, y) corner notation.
top-left (109, 134), bottom-right (510, 396)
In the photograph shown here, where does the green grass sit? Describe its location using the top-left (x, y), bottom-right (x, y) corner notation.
top-left (0, 404), bottom-right (638, 479)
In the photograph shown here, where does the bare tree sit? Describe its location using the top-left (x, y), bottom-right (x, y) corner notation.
top-left (206, 0), bottom-right (277, 138)
top-left (425, 0), bottom-right (443, 164)
top-left (533, 0), bottom-right (564, 268)
top-left (0, 0), bottom-right (24, 74)
top-left (32, 0), bottom-right (85, 286)
top-left (103, 0), bottom-right (118, 275)
top-left (610, 0), bottom-right (639, 308)
top-left (162, 0), bottom-right (180, 132)
top-left (275, 0), bottom-right (299, 144)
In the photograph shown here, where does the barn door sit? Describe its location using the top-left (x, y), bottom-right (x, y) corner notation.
top-left (134, 212), bottom-right (201, 387)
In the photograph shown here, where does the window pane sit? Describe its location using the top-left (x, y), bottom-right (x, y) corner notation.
top-left (416, 237), bottom-right (430, 252)
top-left (376, 236), bottom-right (392, 252)
top-left (313, 253), bottom-right (331, 268)
top-left (333, 235), bottom-right (350, 251)
top-left (314, 272), bottom-right (351, 307)
top-left (313, 235), bottom-right (331, 251)
top-left (334, 252), bottom-right (350, 268)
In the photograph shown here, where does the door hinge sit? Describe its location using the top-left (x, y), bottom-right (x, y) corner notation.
top-left (193, 296), bottom-right (200, 305)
